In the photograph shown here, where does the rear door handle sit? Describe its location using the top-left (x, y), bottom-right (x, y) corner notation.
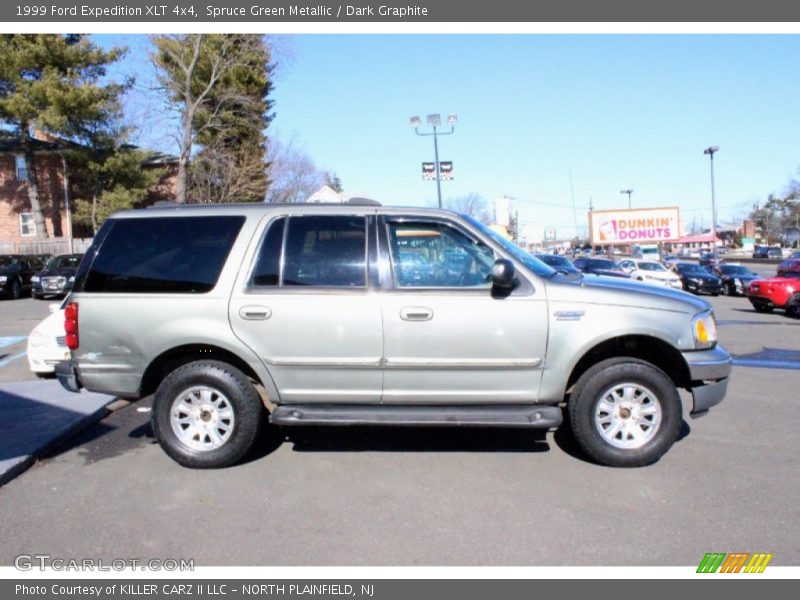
top-left (400, 307), bottom-right (433, 321)
top-left (239, 305), bottom-right (272, 320)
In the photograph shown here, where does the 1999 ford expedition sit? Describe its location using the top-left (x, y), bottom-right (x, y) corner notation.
top-left (56, 203), bottom-right (732, 468)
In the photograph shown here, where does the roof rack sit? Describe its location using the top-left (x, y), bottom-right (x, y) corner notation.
top-left (345, 198), bottom-right (381, 206)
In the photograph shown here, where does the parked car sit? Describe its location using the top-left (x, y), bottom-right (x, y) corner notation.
top-left (752, 246), bottom-right (783, 259)
top-left (0, 255), bottom-right (44, 300)
top-left (661, 254), bottom-right (680, 268)
top-left (698, 252), bottom-right (723, 269)
top-left (31, 253), bottom-right (84, 299)
top-left (56, 203), bottom-right (731, 469)
top-left (712, 263), bottom-right (760, 296)
top-left (572, 257), bottom-right (629, 278)
top-left (673, 262), bottom-right (723, 295)
top-left (777, 256), bottom-right (800, 275)
top-left (747, 260), bottom-right (800, 316)
top-left (617, 259), bottom-right (682, 289)
top-left (27, 300), bottom-right (70, 376)
top-left (533, 253), bottom-right (581, 277)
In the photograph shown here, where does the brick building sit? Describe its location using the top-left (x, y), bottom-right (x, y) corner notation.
top-left (0, 131), bottom-right (177, 251)
top-left (0, 132), bottom-right (71, 244)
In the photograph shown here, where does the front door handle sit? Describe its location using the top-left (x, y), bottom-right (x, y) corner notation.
top-left (239, 305), bottom-right (272, 320)
top-left (400, 306), bottom-right (433, 321)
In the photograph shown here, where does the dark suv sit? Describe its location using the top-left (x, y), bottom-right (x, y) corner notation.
top-left (31, 253), bottom-right (84, 299)
top-left (753, 246), bottom-right (783, 259)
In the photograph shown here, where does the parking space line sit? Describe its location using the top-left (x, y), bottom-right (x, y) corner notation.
top-left (0, 351), bottom-right (27, 368)
top-left (0, 336), bottom-right (27, 350)
top-left (733, 358), bottom-right (800, 371)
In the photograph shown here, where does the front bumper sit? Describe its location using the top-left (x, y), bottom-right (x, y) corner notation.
top-left (684, 280), bottom-right (722, 295)
top-left (33, 280), bottom-right (69, 296)
top-left (682, 345), bottom-right (733, 417)
top-left (55, 360), bottom-right (83, 393)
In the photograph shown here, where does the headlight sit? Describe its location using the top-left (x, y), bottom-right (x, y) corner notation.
top-left (68, 276), bottom-right (75, 283)
top-left (688, 277), bottom-right (702, 284)
top-left (31, 275), bottom-right (40, 282)
top-left (0, 276), bottom-right (6, 283)
top-left (692, 311), bottom-right (718, 349)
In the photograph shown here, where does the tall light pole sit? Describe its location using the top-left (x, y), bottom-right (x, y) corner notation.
top-left (410, 113), bottom-right (457, 208)
top-left (620, 188), bottom-right (633, 209)
top-left (703, 146), bottom-right (719, 248)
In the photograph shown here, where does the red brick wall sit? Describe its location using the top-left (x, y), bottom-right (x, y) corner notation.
top-left (0, 152), bottom-right (69, 243)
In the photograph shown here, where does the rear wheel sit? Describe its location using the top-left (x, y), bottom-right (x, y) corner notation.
top-left (569, 358), bottom-right (682, 467)
top-left (152, 360), bottom-right (264, 468)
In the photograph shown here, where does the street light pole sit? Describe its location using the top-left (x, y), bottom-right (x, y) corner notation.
top-left (410, 113), bottom-right (457, 209)
top-left (703, 146), bottom-right (719, 249)
top-left (620, 189), bottom-right (633, 209)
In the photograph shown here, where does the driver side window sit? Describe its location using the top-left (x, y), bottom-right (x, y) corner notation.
top-left (386, 220), bottom-right (495, 288)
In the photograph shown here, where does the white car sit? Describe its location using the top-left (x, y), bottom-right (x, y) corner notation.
top-left (617, 259), bottom-right (683, 289)
top-left (27, 301), bottom-right (69, 376)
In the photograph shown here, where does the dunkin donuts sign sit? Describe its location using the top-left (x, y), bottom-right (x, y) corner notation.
top-left (589, 207), bottom-right (680, 244)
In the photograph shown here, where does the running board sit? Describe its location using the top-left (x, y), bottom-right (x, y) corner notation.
top-left (270, 404), bottom-right (563, 429)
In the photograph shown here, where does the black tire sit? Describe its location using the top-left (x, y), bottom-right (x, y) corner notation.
top-left (721, 282), bottom-right (731, 296)
top-left (10, 278), bottom-right (21, 300)
top-left (31, 291), bottom-right (41, 300)
top-left (151, 360), bottom-right (264, 468)
top-left (569, 357), bottom-right (682, 468)
top-left (787, 295), bottom-right (800, 318)
top-left (753, 304), bottom-right (773, 314)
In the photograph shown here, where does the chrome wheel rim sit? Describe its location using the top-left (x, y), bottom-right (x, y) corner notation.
top-left (170, 386), bottom-right (235, 452)
top-left (594, 382), bottom-right (662, 449)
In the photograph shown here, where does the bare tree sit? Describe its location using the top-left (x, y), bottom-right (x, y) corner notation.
top-left (265, 137), bottom-right (326, 203)
top-left (440, 192), bottom-right (492, 224)
top-left (151, 34), bottom-right (263, 203)
top-left (189, 142), bottom-right (268, 204)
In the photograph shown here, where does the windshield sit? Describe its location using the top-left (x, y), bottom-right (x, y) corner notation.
top-left (589, 259), bottom-right (619, 270)
top-left (638, 262), bottom-right (666, 272)
top-left (46, 255), bottom-right (82, 270)
top-left (464, 215), bottom-right (556, 277)
top-left (677, 263), bottom-right (707, 274)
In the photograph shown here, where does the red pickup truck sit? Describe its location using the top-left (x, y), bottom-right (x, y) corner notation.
top-left (747, 259), bottom-right (800, 316)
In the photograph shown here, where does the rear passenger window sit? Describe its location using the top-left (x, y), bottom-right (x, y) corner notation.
top-left (282, 216), bottom-right (366, 287)
top-left (251, 218), bottom-right (285, 287)
top-left (83, 216), bottom-right (244, 293)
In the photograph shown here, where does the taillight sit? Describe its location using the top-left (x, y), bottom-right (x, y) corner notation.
top-left (64, 302), bottom-right (79, 350)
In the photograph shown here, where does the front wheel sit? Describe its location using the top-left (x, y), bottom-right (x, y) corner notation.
top-left (152, 360), bottom-right (265, 468)
top-left (569, 358), bottom-right (682, 467)
top-left (753, 303), bottom-right (773, 314)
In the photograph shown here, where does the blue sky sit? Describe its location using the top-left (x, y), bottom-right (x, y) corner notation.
top-left (95, 34), bottom-right (800, 236)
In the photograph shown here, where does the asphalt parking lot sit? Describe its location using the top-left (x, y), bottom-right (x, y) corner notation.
top-left (0, 266), bottom-right (798, 566)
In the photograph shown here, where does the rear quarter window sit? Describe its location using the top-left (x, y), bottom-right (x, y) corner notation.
top-left (82, 216), bottom-right (245, 293)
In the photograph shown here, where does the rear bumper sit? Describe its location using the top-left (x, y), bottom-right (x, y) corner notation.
top-left (55, 360), bottom-right (83, 393)
top-left (682, 346), bottom-right (733, 417)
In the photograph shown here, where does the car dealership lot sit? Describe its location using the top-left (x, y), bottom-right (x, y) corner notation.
top-left (0, 285), bottom-right (798, 566)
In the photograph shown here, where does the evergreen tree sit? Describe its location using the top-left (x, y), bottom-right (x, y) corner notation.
top-left (0, 34), bottom-right (127, 238)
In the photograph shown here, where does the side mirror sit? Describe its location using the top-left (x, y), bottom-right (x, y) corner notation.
top-left (492, 258), bottom-right (516, 289)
